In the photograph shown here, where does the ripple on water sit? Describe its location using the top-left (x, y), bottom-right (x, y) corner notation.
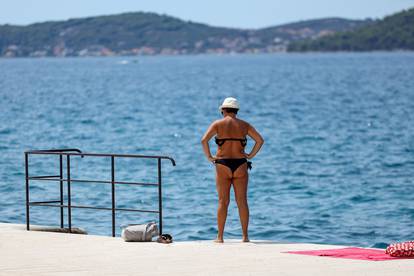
top-left (0, 128), bottom-right (14, 135)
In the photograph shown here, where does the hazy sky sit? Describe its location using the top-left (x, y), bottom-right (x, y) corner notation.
top-left (1, 0), bottom-right (414, 28)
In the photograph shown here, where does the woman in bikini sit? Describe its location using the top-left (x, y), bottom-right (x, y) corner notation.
top-left (201, 97), bottom-right (264, 243)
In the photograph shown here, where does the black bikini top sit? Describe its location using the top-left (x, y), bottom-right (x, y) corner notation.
top-left (215, 136), bottom-right (247, 147)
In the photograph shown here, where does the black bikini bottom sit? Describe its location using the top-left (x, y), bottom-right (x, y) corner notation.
top-left (215, 158), bottom-right (252, 173)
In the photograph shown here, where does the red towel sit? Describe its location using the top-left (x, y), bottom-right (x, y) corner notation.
top-left (284, 247), bottom-right (414, 261)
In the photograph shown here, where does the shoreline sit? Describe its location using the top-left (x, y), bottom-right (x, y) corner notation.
top-left (1, 50), bottom-right (414, 59)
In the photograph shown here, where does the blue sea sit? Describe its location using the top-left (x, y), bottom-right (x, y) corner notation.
top-left (0, 53), bottom-right (413, 248)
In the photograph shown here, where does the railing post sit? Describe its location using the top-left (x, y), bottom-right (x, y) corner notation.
top-left (59, 154), bottom-right (64, 228)
top-left (25, 153), bottom-right (30, 231)
top-left (67, 155), bottom-right (72, 232)
top-left (111, 156), bottom-right (116, 237)
top-left (158, 158), bottom-right (162, 236)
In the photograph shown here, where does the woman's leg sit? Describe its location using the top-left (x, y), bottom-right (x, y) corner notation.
top-left (215, 164), bottom-right (232, 242)
top-left (233, 163), bottom-right (249, 242)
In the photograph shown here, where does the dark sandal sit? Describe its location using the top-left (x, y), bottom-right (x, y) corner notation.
top-left (157, 234), bottom-right (173, 244)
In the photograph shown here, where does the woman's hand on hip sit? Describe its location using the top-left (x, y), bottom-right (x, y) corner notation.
top-left (208, 155), bottom-right (217, 163)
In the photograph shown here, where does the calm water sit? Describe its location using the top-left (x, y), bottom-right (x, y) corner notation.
top-left (0, 53), bottom-right (413, 248)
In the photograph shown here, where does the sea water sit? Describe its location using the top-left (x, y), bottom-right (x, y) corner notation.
top-left (0, 53), bottom-right (413, 248)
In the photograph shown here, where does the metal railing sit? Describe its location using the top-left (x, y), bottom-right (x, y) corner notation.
top-left (25, 148), bottom-right (176, 237)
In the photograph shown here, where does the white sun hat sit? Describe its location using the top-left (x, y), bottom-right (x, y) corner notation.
top-left (219, 97), bottom-right (240, 111)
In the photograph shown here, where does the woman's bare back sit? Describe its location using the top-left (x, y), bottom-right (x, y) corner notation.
top-left (216, 117), bottom-right (249, 159)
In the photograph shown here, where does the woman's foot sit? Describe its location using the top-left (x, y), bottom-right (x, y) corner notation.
top-left (242, 236), bottom-right (250, 242)
top-left (214, 236), bottom-right (224, 243)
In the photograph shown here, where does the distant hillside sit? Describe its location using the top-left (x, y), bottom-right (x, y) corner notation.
top-left (257, 17), bottom-right (372, 43)
top-left (0, 12), bottom-right (370, 57)
top-left (288, 8), bottom-right (414, 51)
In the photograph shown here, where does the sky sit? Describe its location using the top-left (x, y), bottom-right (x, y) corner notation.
top-left (1, 0), bottom-right (414, 28)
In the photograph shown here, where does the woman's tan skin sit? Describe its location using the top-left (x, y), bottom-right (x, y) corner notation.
top-left (201, 109), bottom-right (264, 243)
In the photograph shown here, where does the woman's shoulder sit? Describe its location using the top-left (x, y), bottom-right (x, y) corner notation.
top-left (236, 118), bottom-right (251, 127)
top-left (212, 118), bottom-right (224, 125)
top-left (209, 119), bottom-right (225, 130)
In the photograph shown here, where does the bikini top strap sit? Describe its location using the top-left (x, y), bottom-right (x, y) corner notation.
top-left (215, 137), bottom-right (247, 147)
top-left (215, 137), bottom-right (225, 146)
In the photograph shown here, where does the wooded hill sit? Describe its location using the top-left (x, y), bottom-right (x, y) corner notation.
top-left (0, 12), bottom-right (369, 57)
top-left (288, 8), bottom-right (414, 52)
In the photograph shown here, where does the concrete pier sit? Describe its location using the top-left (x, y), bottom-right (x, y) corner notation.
top-left (0, 223), bottom-right (412, 275)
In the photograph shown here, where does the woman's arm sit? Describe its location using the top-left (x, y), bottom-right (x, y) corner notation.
top-left (201, 121), bottom-right (218, 162)
top-left (246, 124), bottom-right (264, 159)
